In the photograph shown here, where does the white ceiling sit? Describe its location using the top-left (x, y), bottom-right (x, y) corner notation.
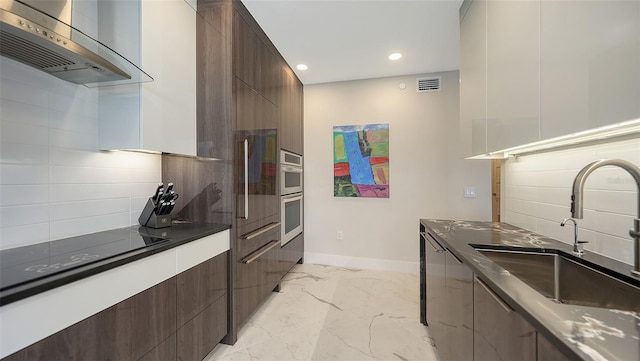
top-left (241, 0), bottom-right (464, 85)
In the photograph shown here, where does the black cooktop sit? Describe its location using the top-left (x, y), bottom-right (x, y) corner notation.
top-left (0, 227), bottom-right (168, 292)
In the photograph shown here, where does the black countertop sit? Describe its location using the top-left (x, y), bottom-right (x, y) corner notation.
top-left (0, 222), bottom-right (230, 306)
top-left (421, 219), bottom-right (640, 361)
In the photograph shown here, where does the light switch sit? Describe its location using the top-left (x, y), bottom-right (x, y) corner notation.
top-left (464, 187), bottom-right (476, 198)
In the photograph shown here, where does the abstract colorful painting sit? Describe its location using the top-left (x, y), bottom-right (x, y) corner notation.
top-left (333, 123), bottom-right (389, 198)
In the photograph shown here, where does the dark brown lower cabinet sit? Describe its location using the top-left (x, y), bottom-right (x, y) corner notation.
top-left (177, 252), bottom-right (228, 327)
top-left (176, 252), bottom-right (229, 361)
top-left (473, 276), bottom-right (536, 361)
top-left (177, 296), bottom-right (228, 361)
top-left (139, 333), bottom-right (177, 361)
top-left (3, 278), bottom-right (177, 361)
top-left (280, 232), bottom-right (304, 276)
top-left (233, 223), bottom-right (281, 330)
top-left (3, 251), bottom-right (230, 361)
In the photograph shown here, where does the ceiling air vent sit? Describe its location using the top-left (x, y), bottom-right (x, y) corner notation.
top-left (416, 76), bottom-right (441, 93)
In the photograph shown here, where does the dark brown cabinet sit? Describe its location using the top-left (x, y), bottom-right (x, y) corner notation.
top-left (232, 11), bottom-right (279, 106)
top-left (3, 278), bottom-right (177, 361)
top-left (233, 224), bottom-right (281, 327)
top-left (3, 250), bottom-right (229, 361)
top-left (179, 0), bottom-right (303, 345)
top-left (233, 78), bottom-right (279, 231)
top-left (280, 232), bottom-right (304, 276)
top-left (279, 66), bottom-right (303, 155)
top-left (473, 277), bottom-right (536, 361)
top-left (176, 252), bottom-right (229, 361)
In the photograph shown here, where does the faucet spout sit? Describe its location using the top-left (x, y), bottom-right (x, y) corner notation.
top-left (561, 218), bottom-right (587, 256)
top-left (570, 159), bottom-right (640, 276)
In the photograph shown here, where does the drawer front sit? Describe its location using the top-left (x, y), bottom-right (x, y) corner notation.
top-left (177, 294), bottom-right (227, 361)
top-left (233, 226), bottom-right (281, 327)
top-left (176, 251), bottom-right (228, 328)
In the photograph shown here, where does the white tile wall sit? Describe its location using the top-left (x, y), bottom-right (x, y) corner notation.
top-left (503, 136), bottom-right (640, 265)
top-left (0, 57), bottom-right (161, 250)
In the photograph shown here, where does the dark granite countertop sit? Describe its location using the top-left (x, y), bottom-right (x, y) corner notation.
top-left (0, 222), bottom-right (230, 306)
top-left (420, 219), bottom-right (640, 361)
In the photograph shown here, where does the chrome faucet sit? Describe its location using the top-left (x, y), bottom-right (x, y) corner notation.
top-left (570, 159), bottom-right (640, 276)
top-left (561, 218), bottom-right (587, 256)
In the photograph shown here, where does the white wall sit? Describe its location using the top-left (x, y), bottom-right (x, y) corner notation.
top-left (503, 136), bottom-right (640, 265)
top-left (303, 71), bottom-right (492, 272)
top-left (0, 57), bottom-right (161, 250)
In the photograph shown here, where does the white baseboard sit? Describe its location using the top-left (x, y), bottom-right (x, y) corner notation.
top-left (303, 252), bottom-right (419, 274)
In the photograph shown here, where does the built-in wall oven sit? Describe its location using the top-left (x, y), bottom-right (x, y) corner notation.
top-left (281, 150), bottom-right (303, 246)
top-left (281, 150), bottom-right (303, 195)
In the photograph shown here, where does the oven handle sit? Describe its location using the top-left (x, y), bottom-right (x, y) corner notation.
top-left (243, 138), bottom-right (249, 219)
top-left (282, 193), bottom-right (303, 201)
top-left (241, 222), bottom-right (281, 240)
top-left (241, 240), bottom-right (280, 264)
top-left (281, 165), bottom-right (303, 173)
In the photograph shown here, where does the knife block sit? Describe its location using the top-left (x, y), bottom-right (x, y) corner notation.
top-left (138, 198), bottom-right (172, 228)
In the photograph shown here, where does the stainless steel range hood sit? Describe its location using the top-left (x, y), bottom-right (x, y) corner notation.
top-left (0, 0), bottom-right (152, 87)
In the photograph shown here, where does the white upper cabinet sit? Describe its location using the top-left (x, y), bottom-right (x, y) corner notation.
top-left (459, 0), bottom-right (487, 157)
top-left (460, 0), bottom-right (639, 157)
top-left (99, 0), bottom-right (197, 156)
top-left (540, 0), bottom-right (640, 140)
top-left (486, 0), bottom-right (539, 153)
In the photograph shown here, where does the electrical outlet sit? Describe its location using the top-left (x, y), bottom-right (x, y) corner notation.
top-left (337, 230), bottom-right (344, 240)
top-left (464, 186), bottom-right (476, 198)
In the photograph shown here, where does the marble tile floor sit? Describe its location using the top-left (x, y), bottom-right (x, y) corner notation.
top-left (204, 263), bottom-right (440, 361)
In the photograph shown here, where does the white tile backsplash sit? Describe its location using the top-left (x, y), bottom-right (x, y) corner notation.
top-left (49, 184), bottom-right (130, 203)
top-left (1, 204), bottom-right (49, 228)
top-left (0, 164), bottom-right (49, 185)
top-left (504, 137), bottom-right (640, 265)
top-left (1, 121), bottom-right (49, 146)
top-left (50, 213), bottom-right (131, 241)
top-left (0, 142), bottom-right (49, 165)
top-left (0, 57), bottom-right (161, 250)
top-left (0, 185), bottom-right (49, 206)
top-left (0, 223), bottom-right (49, 249)
top-left (50, 199), bottom-right (130, 222)
top-left (0, 99), bottom-right (49, 126)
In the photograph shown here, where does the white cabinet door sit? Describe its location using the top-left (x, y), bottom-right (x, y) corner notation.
top-left (460, 0), bottom-right (487, 157)
top-left (540, 0), bottom-right (640, 140)
top-left (486, 0), bottom-right (540, 153)
top-left (99, 0), bottom-right (197, 156)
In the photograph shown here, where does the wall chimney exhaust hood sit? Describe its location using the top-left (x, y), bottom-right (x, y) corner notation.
top-left (0, 0), bottom-right (152, 87)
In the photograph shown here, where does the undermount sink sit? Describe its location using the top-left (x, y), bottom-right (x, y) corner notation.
top-left (475, 248), bottom-right (640, 312)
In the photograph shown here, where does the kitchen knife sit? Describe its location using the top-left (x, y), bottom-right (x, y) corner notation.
top-left (154, 199), bottom-right (165, 214)
top-left (157, 202), bottom-right (169, 215)
top-left (152, 183), bottom-right (163, 203)
top-left (162, 190), bottom-right (180, 204)
top-left (165, 201), bottom-right (176, 215)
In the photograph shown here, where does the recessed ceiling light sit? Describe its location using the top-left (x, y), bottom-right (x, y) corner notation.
top-left (388, 53), bottom-right (402, 60)
top-left (296, 64), bottom-right (308, 70)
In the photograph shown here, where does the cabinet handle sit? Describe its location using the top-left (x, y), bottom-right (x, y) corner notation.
top-left (241, 240), bottom-right (280, 264)
top-left (475, 276), bottom-right (514, 313)
top-left (243, 138), bottom-right (249, 219)
top-left (422, 232), bottom-right (446, 253)
top-left (241, 222), bottom-right (280, 240)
